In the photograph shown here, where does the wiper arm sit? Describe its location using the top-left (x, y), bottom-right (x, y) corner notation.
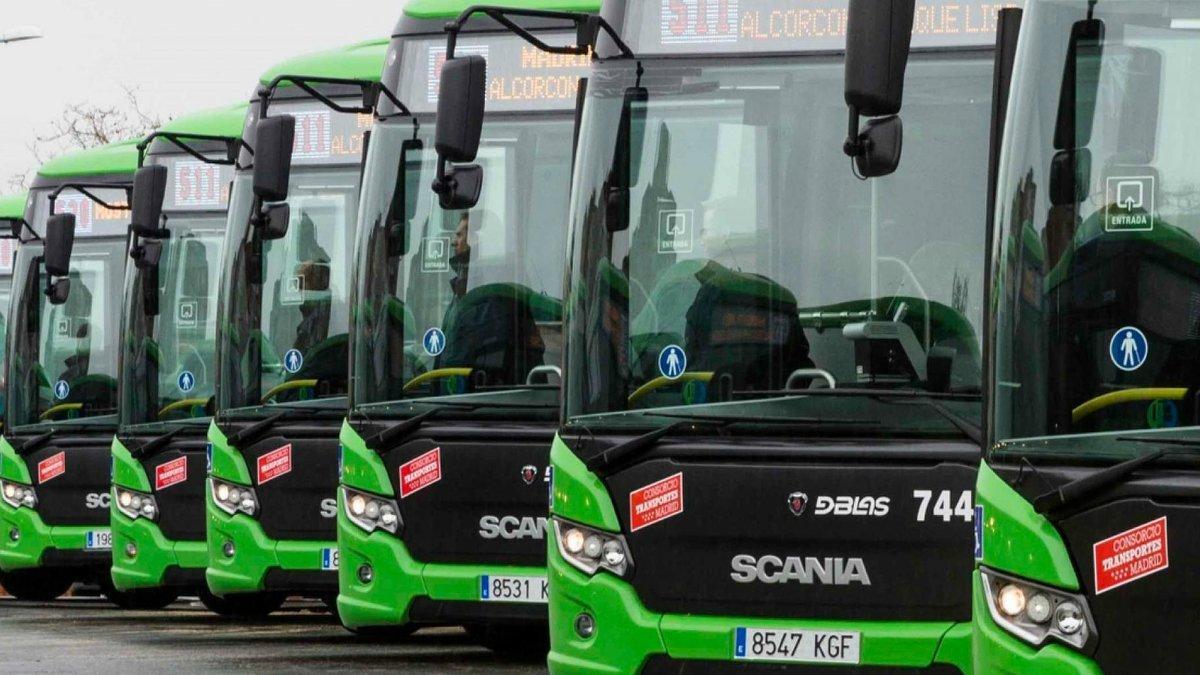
top-left (585, 419), bottom-right (726, 474)
top-left (655, 412), bottom-right (878, 426)
top-left (13, 430), bottom-right (55, 456)
top-left (881, 396), bottom-right (983, 446)
top-left (1033, 448), bottom-right (1171, 515)
top-left (128, 427), bottom-right (187, 460)
top-left (1115, 436), bottom-right (1200, 449)
top-left (223, 411), bottom-right (288, 448)
top-left (367, 408), bottom-right (443, 457)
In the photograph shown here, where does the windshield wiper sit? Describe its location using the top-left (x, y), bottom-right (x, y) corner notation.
top-left (12, 429), bottom-right (55, 456)
top-left (1115, 436), bottom-right (1200, 449)
top-left (222, 411), bottom-right (288, 448)
top-left (1033, 447), bottom-right (1181, 515)
top-left (366, 408), bottom-right (443, 456)
top-left (127, 427), bottom-right (187, 460)
top-left (584, 419), bottom-right (725, 474)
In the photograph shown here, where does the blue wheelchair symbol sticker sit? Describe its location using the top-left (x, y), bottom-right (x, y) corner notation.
top-left (1110, 326), bottom-right (1148, 372)
top-left (423, 328), bottom-right (446, 357)
top-left (658, 345), bottom-right (687, 380)
top-left (283, 349), bottom-right (304, 374)
top-left (53, 380), bottom-right (70, 400)
top-left (177, 370), bottom-right (196, 393)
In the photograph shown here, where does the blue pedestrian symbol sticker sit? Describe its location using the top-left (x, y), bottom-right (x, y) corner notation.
top-left (53, 379), bottom-right (70, 400)
top-left (177, 370), bottom-right (196, 393)
top-left (658, 345), bottom-right (687, 380)
top-left (1110, 326), bottom-right (1148, 372)
top-left (423, 327), bottom-right (446, 357)
top-left (283, 349), bottom-right (304, 374)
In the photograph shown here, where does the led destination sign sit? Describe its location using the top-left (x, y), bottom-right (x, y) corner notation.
top-left (398, 32), bottom-right (590, 114)
top-left (628, 0), bottom-right (1021, 54)
top-left (265, 101), bottom-right (373, 166)
top-left (161, 157), bottom-right (234, 211)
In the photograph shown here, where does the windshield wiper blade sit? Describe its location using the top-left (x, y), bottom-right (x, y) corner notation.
top-left (1115, 436), bottom-right (1200, 449)
top-left (223, 411), bottom-right (288, 448)
top-left (13, 430), bottom-right (55, 456)
top-left (128, 427), bottom-right (187, 460)
top-left (585, 418), bottom-right (727, 474)
top-left (367, 408), bottom-right (444, 456)
top-left (880, 396), bottom-right (983, 446)
top-left (264, 400), bottom-right (347, 412)
top-left (1033, 448), bottom-right (1171, 515)
top-left (654, 412), bottom-right (878, 426)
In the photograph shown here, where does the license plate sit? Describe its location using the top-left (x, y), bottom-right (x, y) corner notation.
top-left (321, 548), bottom-right (339, 571)
top-left (85, 530), bottom-right (112, 551)
top-left (479, 575), bottom-right (548, 603)
top-left (734, 627), bottom-right (860, 665)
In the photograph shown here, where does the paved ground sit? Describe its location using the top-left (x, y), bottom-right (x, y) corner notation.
top-left (0, 597), bottom-right (548, 673)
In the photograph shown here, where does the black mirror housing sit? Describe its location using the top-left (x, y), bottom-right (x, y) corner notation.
top-left (253, 116), bottom-right (296, 203)
top-left (436, 165), bottom-right (483, 211)
top-left (434, 56), bottom-right (488, 163)
top-left (46, 278), bottom-right (71, 305)
top-left (131, 165), bottom-right (168, 238)
top-left (844, 0), bottom-right (916, 117)
top-left (258, 202), bottom-right (291, 241)
top-left (1049, 148), bottom-right (1091, 206)
top-left (853, 116), bottom-right (904, 178)
top-left (44, 213), bottom-right (76, 277)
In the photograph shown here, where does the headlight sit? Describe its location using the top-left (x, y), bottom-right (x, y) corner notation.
top-left (210, 477), bottom-right (258, 517)
top-left (341, 487), bottom-right (400, 534)
top-left (981, 568), bottom-right (1096, 651)
top-left (113, 487), bottom-right (158, 521)
top-left (553, 517), bottom-right (632, 578)
top-left (0, 479), bottom-right (37, 510)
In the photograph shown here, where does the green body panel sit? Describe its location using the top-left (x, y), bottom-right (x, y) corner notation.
top-left (111, 513), bottom-right (206, 591)
top-left (0, 436), bottom-right (33, 483)
top-left (336, 422), bottom-right (546, 628)
top-left (976, 462), bottom-right (1079, 589)
top-left (36, 138), bottom-right (140, 180)
top-left (206, 420), bottom-right (252, 484)
top-left (550, 436), bottom-right (620, 531)
top-left (339, 420), bottom-right (394, 496)
top-left (403, 0), bottom-right (599, 19)
top-left (206, 498), bottom-right (335, 595)
top-left (111, 437), bottom-right (152, 492)
top-left (971, 571), bottom-right (1100, 674)
top-left (0, 192), bottom-right (28, 219)
top-left (259, 40), bottom-right (388, 86)
top-left (158, 103), bottom-right (248, 138)
top-left (544, 527), bottom-right (970, 673)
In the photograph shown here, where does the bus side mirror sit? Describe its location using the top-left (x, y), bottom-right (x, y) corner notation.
top-left (605, 87), bottom-right (649, 233)
top-left (131, 164), bottom-right (168, 238)
top-left (843, 0), bottom-right (915, 178)
top-left (253, 115), bottom-right (295, 203)
top-left (432, 55), bottom-right (487, 210)
top-left (44, 213), bottom-right (76, 277)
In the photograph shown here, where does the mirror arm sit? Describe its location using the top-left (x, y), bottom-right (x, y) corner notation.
top-left (431, 157), bottom-right (453, 198)
top-left (843, 106), bottom-right (865, 158)
top-left (10, 220), bottom-right (41, 243)
top-left (47, 183), bottom-right (133, 212)
top-left (138, 131), bottom-right (242, 168)
top-left (444, 5), bottom-right (632, 58)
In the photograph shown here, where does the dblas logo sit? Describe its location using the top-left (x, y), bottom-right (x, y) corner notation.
top-left (730, 554), bottom-right (871, 586)
top-left (479, 515), bottom-right (547, 540)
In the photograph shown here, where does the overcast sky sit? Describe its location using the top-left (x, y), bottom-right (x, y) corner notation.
top-left (0, 1), bottom-right (400, 190)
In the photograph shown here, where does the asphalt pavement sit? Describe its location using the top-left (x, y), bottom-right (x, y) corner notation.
top-left (0, 597), bottom-right (548, 673)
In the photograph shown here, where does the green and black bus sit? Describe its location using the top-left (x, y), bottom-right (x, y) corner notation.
top-left (851, 1), bottom-right (1200, 672)
top-left (432, 0), bottom-right (1013, 671)
top-left (109, 104), bottom-right (247, 610)
top-left (206, 41), bottom-right (386, 613)
top-left (0, 141), bottom-right (138, 603)
top-left (336, 0), bottom-right (595, 649)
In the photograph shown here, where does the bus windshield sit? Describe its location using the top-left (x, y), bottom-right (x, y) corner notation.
top-left (992, 0), bottom-right (1200, 459)
top-left (351, 116), bottom-right (572, 418)
top-left (121, 215), bottom-right (224, 428)
top-left (563, 53), bottom-right (993, 434)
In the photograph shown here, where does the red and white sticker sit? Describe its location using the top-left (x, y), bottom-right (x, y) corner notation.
top-left (256, 444), bottom-right (293, 485)
top-left (154, 457), bottom-right (189, 491)
top-left (399, 447), bottom-right (442, 498)
top-left (37, 452), bottom-right (66, 484)
top-left (629, 472), bottom-right (684, 532)
top-left (1093, 516), bottom-right (1169, 594)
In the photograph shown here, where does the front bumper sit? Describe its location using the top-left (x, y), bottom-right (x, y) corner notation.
top-left (0, 502), bottom-right (110, 573)
top-left (336, 496), bottom-right (547, 630)
top-left (110, 512), bottom-right (207, 591)
top-left (205, 498), bottom-right (336, 597)
top-left (545, 526), bottom-right (972, 675)
top-left (971, 570), bottom-right (1101, 675)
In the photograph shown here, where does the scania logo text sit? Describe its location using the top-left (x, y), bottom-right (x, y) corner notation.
top-left (787, 491), bottom-right (808, 516)
top-left (730, 554), bottom-right (871, 586)
top-left (479, 515), bottom-right (547, 540)
top-left (85, 492), bottom-right (112, 510)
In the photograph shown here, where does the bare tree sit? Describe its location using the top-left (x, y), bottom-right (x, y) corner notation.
top-left (6, 86), bottom-right (161, 190)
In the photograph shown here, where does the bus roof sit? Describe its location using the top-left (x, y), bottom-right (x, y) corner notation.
top-left (158, 102), bottom-right (248, 140)
top-left (402, 0), bottom-right (599, 19)
top-left (0, 192), bottom-right (27, 220)
top-left (259, 39), bottom-right (389, 86)
top-left (36, 138), bottom-right (140, 180)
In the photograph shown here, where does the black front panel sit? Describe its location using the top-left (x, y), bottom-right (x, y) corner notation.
top-left (603, 440), bottom-right (979, 620)
top-left (23, 434), bottom-right (114, 527)
top-left (381, 424), bottom-right (556, 566)
top-left (642, 656), bottom-right (963, 675)
top-left (132, 432), bottom-right (209, 542)
top-left (240, 425), bottom-right (340, 541)
top-left (1055, 488), bottom-right (1200, 674)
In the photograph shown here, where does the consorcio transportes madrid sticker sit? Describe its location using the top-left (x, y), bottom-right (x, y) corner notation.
top-left (256, 444), bottom-right (293, 485)
top-left (629, 472), bottom-right (684, 532)
top-left (399, 447), bottom-right (442, 498)
top-left (154, 456), bottom-right (188, 491)
top-left (1093, 516), bottom-right (1169, 594)
top-left (37, 452), bottom-right (67, 484)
